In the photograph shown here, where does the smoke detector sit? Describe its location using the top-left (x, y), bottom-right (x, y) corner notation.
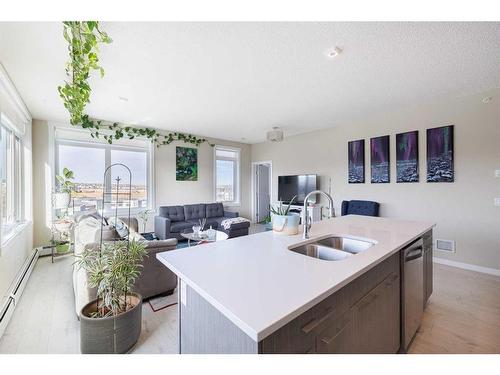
top-left (266, 127), bottom-right (284, 142)
top-left (324, 46), bottom-right (343, 59)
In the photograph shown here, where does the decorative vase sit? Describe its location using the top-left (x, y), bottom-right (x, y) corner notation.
top-left (207, 226), bottom-right (216, 240)
top-left (272, 214), bottom-right (300, 235)
top-left (80, 293), bottom-right (142, 354)
top-left (53, 192), bottom-right (70, 209)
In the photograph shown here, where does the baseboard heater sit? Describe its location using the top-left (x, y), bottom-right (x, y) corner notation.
top-left (0, 247), bottom-right (40, 338)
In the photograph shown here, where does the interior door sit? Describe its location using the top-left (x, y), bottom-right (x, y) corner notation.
top-left (256, 164), bottom-right (270, 222)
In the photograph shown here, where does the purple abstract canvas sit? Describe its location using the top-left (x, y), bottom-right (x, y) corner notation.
top-left (370, 135), bottom-right (390, 183)
top-left (427, 125), bottom-right (454, 182)
top-left (396, 131), bottom-right (419, 182)
top-left (348, 139), bottom-right (365, 183)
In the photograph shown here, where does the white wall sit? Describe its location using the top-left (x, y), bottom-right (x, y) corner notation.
top-left (154, 139), bottom-right (251, 226)
top-left (31, 121), bottom-right (251, 244)
top-left (0, 65), bottom-right (33, 306)
top-left (31, 119), bottom-right (51, 247)
top-left (251, 88), bottom-right (500, 270)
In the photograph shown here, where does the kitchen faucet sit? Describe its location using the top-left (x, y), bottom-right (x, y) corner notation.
top-left (303, 190), bottom-right (335, 239)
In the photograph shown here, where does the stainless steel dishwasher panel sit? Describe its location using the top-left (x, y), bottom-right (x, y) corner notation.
top-left (402, 238), bottom-right (424, 351)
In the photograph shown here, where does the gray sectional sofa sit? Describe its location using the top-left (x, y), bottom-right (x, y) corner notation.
top-left (154, 202), bottom-right (250, 240)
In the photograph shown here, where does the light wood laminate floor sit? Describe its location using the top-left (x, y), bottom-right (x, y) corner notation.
top-left (0, 255), bottom-right (499, 354)
top-left (409, 263), bottom-right (500, 353)
top-left (0, 255), bottom-right (178, 354)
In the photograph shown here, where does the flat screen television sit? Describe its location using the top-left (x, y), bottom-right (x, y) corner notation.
top-left (278, 174), bottom-right (317, 205)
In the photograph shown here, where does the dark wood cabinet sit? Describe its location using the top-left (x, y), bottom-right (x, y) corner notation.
top-left (316, 310), bottom-right (352, 353)
top-left (350, 272), bottom-right (400, 353)
top-left (423, 230), bottom-right (433, 306)
top-left (261, 252), bottom-right (401, 354)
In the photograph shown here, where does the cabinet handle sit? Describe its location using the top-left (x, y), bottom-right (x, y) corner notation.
top-left (357, 292), bottom-right (379, 311)
top-left (320, 316), bottom-right (351, 344)
top-left (384, 273), bottom-right (399, 287)
top-left (321, 335), bottom-right (336, 345)
top-left (301, 307), bottom-right (337, 334)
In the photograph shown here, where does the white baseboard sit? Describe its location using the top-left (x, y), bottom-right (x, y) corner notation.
top-left (433, 257), bottom-right (500, 277)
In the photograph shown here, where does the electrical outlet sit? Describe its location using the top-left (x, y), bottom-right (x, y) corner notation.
top-left (495, 198), bottom-right (500, 207)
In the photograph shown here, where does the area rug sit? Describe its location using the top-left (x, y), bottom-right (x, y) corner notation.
top-left (176, 241), bottom-right (190, 249)
top-left (148, 289), bottom-right (178, 312)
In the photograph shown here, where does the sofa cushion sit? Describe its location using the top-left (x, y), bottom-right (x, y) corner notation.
top-left (159, 205), bottom-right (185, 222)
top-left (206, 203), bottom-right (224, 218)
top-left (74, 217), bottom-right (101, 256)
top-left (187, 219), bottom-right (219, 230)
top-left (100, 225), bottom-right (122, 241)
top-left (107, 217), bottom-right (129, 238)
top-left (184, 204), bottom-right (206, 221)
top-left (170, 221), bottom-right (195, 233)
top-left (216, 217), bottom-right (251, 230)
top-left (75, 210), bottom-right (106, 224)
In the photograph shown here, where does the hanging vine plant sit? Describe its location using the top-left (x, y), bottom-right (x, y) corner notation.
top-left (58, 21), bottom-right (212, 147)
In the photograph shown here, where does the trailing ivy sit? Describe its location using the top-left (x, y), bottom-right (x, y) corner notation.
top-left (58, 21), bottom-right (212, 148)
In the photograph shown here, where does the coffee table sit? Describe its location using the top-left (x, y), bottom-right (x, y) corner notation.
top-left (180, 229), bottom-right (229, 247)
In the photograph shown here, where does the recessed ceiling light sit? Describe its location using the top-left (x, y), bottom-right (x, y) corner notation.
top-left (482, 96), bottom-right (493, 104)
top-left (118, 96), bottom-right (129, 102)
top-left (325, 46), bottom-right (342, 59)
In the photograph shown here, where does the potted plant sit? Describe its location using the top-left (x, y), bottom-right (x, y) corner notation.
top-left (260, 213), bottom-right (273, 230)
top-left (76, 239), bottom-right (147, 354)
top-left (270, 196), bottom-right (300, 235)
top-left (54, 239), bottom-right (70, 254)
top-left (54, 167), bottom-right (75, 208)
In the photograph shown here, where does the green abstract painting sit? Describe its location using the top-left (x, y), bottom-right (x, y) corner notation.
top-left (176, 146), bottom-right (198, 181)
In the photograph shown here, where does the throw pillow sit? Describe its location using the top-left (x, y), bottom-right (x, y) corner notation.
top-left (107, 217), bottom-right (129, 238)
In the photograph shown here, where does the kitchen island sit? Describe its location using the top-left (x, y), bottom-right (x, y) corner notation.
top-left (156, 215), bottom-right (434, 354)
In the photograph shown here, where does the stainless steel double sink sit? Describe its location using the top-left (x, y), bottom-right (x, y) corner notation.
top-left (288, 235), bottom-right (375, 261)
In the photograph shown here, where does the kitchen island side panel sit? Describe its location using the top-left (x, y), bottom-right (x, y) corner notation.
top-left (180, 283), bottom-right (258, 354)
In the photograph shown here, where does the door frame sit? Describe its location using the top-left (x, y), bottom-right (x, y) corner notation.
top-left (251, 160), bottom-right (272, 223)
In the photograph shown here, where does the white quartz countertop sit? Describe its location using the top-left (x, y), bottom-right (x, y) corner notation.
top-left (156, 215), bottom-right (434, 342)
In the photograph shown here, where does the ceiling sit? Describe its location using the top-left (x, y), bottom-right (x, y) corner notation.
top-left (0, 22), bottom-right (499, 143)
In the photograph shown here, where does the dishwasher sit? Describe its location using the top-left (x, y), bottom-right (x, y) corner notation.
top-left (401, 238), bottom-right (424, 352)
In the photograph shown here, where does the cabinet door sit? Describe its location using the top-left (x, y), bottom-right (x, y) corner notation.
top-left (316, 310), bottom-right (352, 354)
top-left (350, 272), bottom-right (400, 353)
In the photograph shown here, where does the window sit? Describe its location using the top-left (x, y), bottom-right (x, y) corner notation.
top-left (56, 140), bottom-right (151, 214)
top-left (214, 146), bottom-right (240, 205)
top-left (1, 124), bottom-right (24, 238)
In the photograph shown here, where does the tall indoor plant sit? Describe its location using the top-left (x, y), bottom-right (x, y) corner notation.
top-left (58, 21), bottom-right (213, 148)
top-left (76, 239), bottom-right (147, 353)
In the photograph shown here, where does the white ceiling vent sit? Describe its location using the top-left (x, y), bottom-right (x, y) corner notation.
top-left (266, 127), bottom-right (284, 142)
top-left (436, 239), bottom-right (456, 253)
